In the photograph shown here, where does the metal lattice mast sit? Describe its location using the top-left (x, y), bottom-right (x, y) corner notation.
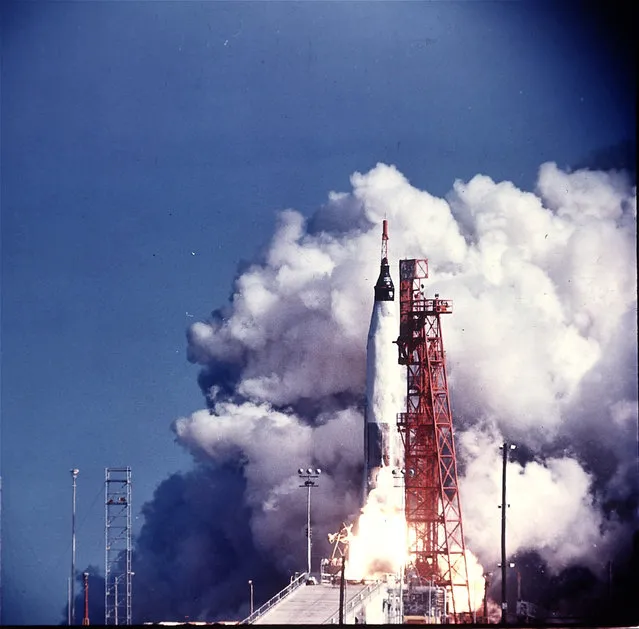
top-left (105, 467), bottom-right (132, 625)
top-left (396, 259), bottom-right (471, 619)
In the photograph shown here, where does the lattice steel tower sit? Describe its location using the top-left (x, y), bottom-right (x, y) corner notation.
top-left (105, 467), bottom-right (132, 625)
top-left (395, 259), bottom-right (471, 619)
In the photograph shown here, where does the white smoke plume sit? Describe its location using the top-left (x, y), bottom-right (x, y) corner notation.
top-left (459, 425), bottom-right (620, 574)
top-left (176, 162), bottom-right (637, 606)
top-left (175, 402), bottom-right (362, 569)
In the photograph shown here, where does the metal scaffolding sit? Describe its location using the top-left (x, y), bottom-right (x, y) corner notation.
top-left (105, 467), bottom-right (132, 625)
top-left (396, 259), bottom-right (471, 620)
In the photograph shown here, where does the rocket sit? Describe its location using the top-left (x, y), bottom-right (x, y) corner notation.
top-left (364, 219), bottom-right (401, 501)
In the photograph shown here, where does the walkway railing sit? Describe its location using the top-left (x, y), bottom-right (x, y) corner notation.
top-left (240, 572), bottom-right (308, 624)
top-left (322, 580), bottom-right (385, 624)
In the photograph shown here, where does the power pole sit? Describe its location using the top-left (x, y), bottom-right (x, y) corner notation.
top-left (339, 554), bottom-right (346, 625)
top-left (500, 443), bottom-right (515, 625)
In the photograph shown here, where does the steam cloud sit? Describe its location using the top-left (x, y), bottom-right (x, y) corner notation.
top-left (134, 162), bottom-right (637, 622)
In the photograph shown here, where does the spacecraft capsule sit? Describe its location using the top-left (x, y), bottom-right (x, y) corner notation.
top-left (374, 258), bottom-right (395, 301)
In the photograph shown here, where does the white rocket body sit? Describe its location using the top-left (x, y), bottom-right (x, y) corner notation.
top-left (363, 221), bottom-right (403, 502)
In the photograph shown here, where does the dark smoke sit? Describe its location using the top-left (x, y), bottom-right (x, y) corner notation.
top-left (131, 464), bottom-right (290, 622)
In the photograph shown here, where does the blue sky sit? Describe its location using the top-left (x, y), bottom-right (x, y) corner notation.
top-left (1, 1), bottom-right (635, 624)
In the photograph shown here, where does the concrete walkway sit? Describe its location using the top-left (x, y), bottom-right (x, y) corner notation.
top-left (253, 582), bottom-right (370, 625)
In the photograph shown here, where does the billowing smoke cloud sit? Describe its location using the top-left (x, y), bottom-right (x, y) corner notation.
top-left (130, 464), bottom-right (292, 621)
top-left (134, 162), bottom-right (637, 622)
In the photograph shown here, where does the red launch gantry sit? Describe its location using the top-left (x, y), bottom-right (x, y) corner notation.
top-left (395, 259), bottom-right (472, 620)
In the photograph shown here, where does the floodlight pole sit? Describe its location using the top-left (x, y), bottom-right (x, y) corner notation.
top-left (298, 468), bottom-right (321, 575)
top-left (82, 572), bottom-right (90, 626)
top-left (71, 469), bottom-right (79, 625)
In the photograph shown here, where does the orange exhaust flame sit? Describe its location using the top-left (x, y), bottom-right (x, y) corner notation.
top-left (345, 467), bottom-right (407, 580)
top-left (342, 467), bottom-right (487, 620)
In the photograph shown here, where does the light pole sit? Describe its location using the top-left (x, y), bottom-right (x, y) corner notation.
top-left (70, 468), bottom-right (79, 625)
top-left (499, 443), bottom-right (516, 625)
top-left (67, 577), bottom-right (71, 626)
top-left (248, 580), bottom-right (254, 616)
top-left (82, 572), bottom-right (89, 626)
top-left (298, 467), bottom-right (321, 576)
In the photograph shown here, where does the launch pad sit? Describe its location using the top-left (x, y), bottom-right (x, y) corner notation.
top-left (244, 222), bottom-right (477, 625)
